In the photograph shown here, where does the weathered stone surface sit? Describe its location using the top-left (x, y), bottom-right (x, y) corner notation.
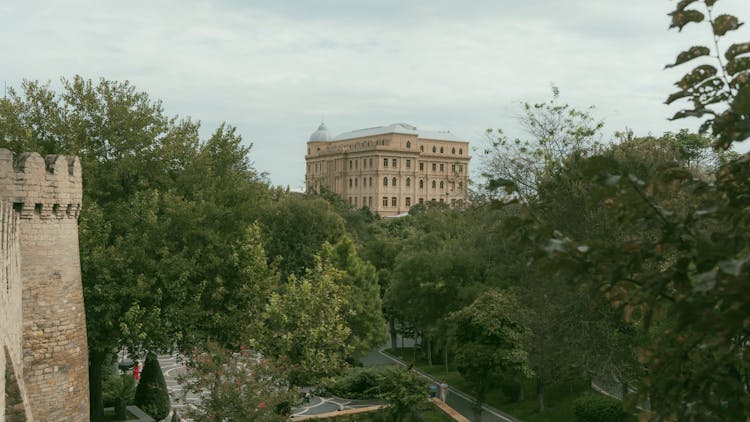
top-left (1, 148), bottom-right (88, 421)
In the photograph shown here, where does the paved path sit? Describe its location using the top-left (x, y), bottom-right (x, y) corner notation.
top-left (361, 347), bottom-right (521, 422)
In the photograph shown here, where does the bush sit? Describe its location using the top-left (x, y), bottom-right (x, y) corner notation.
top-left (573, 393), bottom-right (626, 422)
top-left (103, 373), bottom-right (136, 419)
top-left (324, 367), bottom-right (382, 399)
top-left (498, 379), bottom-right (522, 402)
top-left (134, 352), bottom-right (171, 419)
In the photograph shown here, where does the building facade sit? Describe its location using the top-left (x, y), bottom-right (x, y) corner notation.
top-left (305, 123), bottom-right (470, 217)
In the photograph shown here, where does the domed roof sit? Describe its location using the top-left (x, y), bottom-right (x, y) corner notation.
top-left (309, 122), bottom-right (332, 142)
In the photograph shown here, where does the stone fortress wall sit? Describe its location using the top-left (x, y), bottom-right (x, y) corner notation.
top-left (1, 149), bottom-right (89, 421)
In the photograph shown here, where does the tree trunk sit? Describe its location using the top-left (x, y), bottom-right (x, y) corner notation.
top-left (537, 375), bottom-right (546, 413)
top-left (516, 373), bottom-right (525, 402)
top-left (89, 351), bottom-right (106, 421)
top-left (389, 318), bottom-right (398, 351)
top-left (427, 337), bottom-right (432, 367)
top-left (443, 344), bottom-right (449, 376)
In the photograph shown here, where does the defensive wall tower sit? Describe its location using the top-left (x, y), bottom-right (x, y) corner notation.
top-left (0, 148), bottom-right (89, 421)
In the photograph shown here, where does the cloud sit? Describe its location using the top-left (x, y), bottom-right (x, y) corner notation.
top-left (1, 0), bottom-right (749, 187)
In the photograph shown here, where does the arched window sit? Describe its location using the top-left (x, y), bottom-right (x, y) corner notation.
top-left (406, 141), bottom-right (411, 148)
top-left (452, 147), bottom-right (456, 154)
top-left (406, 178), bottom-right (411, 187)
top-left (383, 177), bottom-right (388, 187)
top-left (431, 180), bottom-right (437, 189)
top-left (419, 179), bottom-right (424, 189)
top-left (459, 148), bottom-right (463, 155)
top-left (432, 146), bottom-right (436, 153)
top-left (440, 147), bottom-right (444, 153)
top-left (439, 181), bottom-right (444, 189)
top-left (420, 145), bottom-right (424, 152)
top-left (392, 177), bottom-right (397, 186)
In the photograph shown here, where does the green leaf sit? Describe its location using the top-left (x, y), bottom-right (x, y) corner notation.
top-left (666, 89), bottom-right (691, 105)
top-left (665, 46), bottom-right (711, 69)
top-left (675, 0), bottom-right (699, 11)
top-left (712, 14), bottom-right (743, 36)
top-left (705, 0), bottom-right (718, 6)
top-left (669, 9), bottom-right (705, 31)
top-left (675, 64), bottom-right (718, 90)
top-left (669, 108), bottom-right (717, 120)
top-left (726, 57), bottom-right (750, 76)
top-left (724, 42), bottom-right (750, 61)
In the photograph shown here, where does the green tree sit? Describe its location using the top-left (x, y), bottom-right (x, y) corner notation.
top-left (256, 258), bottom-right (352, 385)
top-left (134, 352), bottom-right (171, 419)
top-left (449, 289), bottom-right (532, 420)
top-left (321, 236), bottom-right (386, 359)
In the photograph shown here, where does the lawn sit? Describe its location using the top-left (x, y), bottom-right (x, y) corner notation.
top-left (385, 347), bottom-right (638, 422)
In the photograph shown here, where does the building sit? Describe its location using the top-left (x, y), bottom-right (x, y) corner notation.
top-left (1, 149), bottom-right (89, 421)
top-left (305, 123), bottom-right (470, 217)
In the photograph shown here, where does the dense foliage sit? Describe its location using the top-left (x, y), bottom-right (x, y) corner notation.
top-left (134, 353), bottom-right (170, 420)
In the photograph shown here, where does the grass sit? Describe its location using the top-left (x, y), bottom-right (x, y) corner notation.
top-left (385, 347), bottom-right (639, 422)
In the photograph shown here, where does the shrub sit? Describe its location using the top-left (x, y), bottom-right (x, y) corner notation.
top-left (498, 379), bottom-right (522, 402)
top-left (103, 373), bottom-right (136, 419)
top-left (134, 352), bottom-right (171, 419)
top-left (573, 393), bottom-right (626, 422)
top-left (324, 367), bottom-right (382, 399)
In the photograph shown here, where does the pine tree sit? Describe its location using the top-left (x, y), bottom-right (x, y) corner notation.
top-left (134, 352), bottom-right (171, 419)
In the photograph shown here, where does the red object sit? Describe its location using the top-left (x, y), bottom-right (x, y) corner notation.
top-left (133, 364), bottom-right (141, 381)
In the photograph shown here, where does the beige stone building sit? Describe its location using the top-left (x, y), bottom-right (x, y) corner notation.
top-left (305, 123), bottom-right (470, 217)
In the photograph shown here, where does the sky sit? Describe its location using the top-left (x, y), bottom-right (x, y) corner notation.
top-left (2, 0), bottom-right (750, 188)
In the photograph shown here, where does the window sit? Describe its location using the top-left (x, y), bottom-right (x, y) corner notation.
top-left (451, 198), bottom-right (456, 206)
top-left (369, 177), bottom-right (372, 186)
top-left (354, 197), bottom-right (358, 206)
top-left (383, 177), bottom-right (388, 187)
top-left (452, 147), bottom-right (456, 154)
top-left (440, 181), bottom-right (444, 189)
top-left (369, 158), bottom-right (373, 167)
top-left (459, 164), bottom-right (463, 173)
top-left (451, 181), bottom-right (455, 191)
top-left (349, 160), bottom-right (353, 169)
top-left (459, 148), bottom-right (463, 155)
top-left (440, 198), bottom-right (444, 203)
top-left (383, 196), bottom-right (388, 206)
top-left (432, 163), bottom-right (437, 171)
top-left (384, 158), bottom-right (388, 167)
top-left (406, 141), bottom-right (411, 148)
top-left (406, 159), bottom-right (411, 168)
top-left (440, 147), bottom-right (444, 153)
top-left (419, 179), bottom-right (424, 189)
top-left (392, 177), bottom-right (397, 186)
top-left (363, 158), bottom-right (367, 168)
top-left (355, 178), bottom-right (358, 187)
top-left (419, 198), bottom-right (424, 204)
top-left (432, 180), bottom-right (437, 189)
top-left (363, 196), bottom-right (367, 206)
top-left (406, 178), bottom-right (411, 187)
top-left (392, 158), bottom-right (397, 167)
top-left (452, 164), bottom-right (456, 172)
top-left (420, 145), bottom-right (424, 152)
top-left (363, 177), bottom-right (366, 186)
top-left (432, 146), bottom-right (436, 153)
top-left (419, 162), bottom-right (424, 171)
top-left (368, 197), bottom-right (372, 207)
top-left (349, 178), bottom-right (352, 188)
top-left (391, 197), bottom-right (397, 206)
top-left (355, 160), bottom-right (358, 169)
top-left (349, 197), bottom-right (352, 205)
top-left (459, 181), bottom-right (463, 190)
top-left (440, 163), bottom-right (444, 172)
top-left (406, 197), bottom-right (411, 207)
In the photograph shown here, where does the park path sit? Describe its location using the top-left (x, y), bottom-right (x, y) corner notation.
top-left (361, 338), bottom-right (522, 422)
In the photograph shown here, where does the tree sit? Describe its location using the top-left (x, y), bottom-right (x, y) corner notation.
top-left (134, 352), bottom-right (171, 420)
top-left (255, 258), bottom-right (352, 385)
top-left (321, 236), bottom-right (386, 360)
top-left (448, 290), bottom-right (532, 420)
top-left (179, 343), bottom-right (296, 421)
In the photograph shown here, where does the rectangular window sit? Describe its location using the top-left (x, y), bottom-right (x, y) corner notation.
top-left (355, 178), bottom-right (358, 187)
top-left (384, 158), bottom-right (388, 167)
top-left (383, 196), bottom-right (388, 206)
top-left (349, 178), bottom-right (352, 188)
top-left (440, 163), bottom-right (444, 172)
top-left (354, 197), bottom-right (358, 206)
top-left (419, 162), bottom-right (424, 171)
top-left (363, 159), bottom-right (367, 168)
top-left (459, 164), bottom-right (463, 173)
top-left (349, 160), bottom-right (352, 169)
top-left (391, 197), bottom-right (397, 206)
top-left (369, 158), bottom-right (373, 167)
top-left (355, 160), bottom-right (358, 169)
top-left (440, 198), bottom-right (444, 203)
top-left (452, 164), bottom-right (456, 172)
top-left (369, 197), bottom-right (373, 207)
top-left (432, 163), bottom-right (437, 171)
top-left (405, 197), bottom-right (411, 207)
top-left (406, 159), bottom-right (411, 168)
top-left (392, 158), bottom-right (397, 167)
top-left (419, 198), bottom-right (424, 204)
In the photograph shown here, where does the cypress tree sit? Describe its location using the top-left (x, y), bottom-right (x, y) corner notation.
top-left (134, 352), bottom-right (171, 419)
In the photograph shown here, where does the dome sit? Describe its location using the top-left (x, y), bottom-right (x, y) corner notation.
top-left (309, 122), bottom-right (332, 142)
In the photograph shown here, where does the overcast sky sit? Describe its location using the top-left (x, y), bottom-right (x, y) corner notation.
top-left (2, 1), bottom-right (749, 188)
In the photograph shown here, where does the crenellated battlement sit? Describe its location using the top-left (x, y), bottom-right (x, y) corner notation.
top-left (0, 148), bottom-right (82, 219)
